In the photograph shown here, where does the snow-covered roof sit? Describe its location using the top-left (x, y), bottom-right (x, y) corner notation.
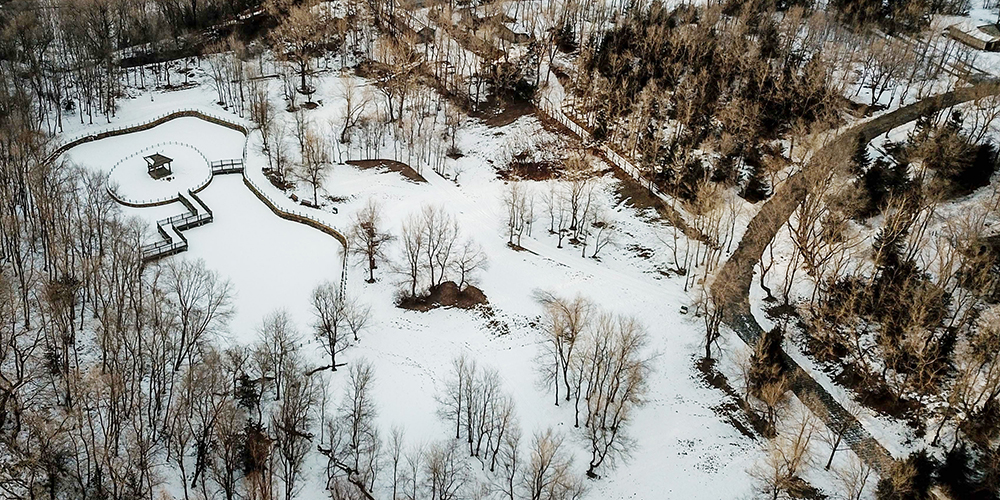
top-left (144, 153), bottom-right (173, 168)
top-left (948, 19), bottom-right (1000, 43)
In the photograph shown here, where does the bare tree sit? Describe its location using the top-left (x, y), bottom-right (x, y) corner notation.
top-left (504, 180), bottom-right (533, 248)
top-left (268, 120), bottom-right (291, 179)
top-left (296, 125), bottom-right (332, 206)
top-left (424, 440), bottom-right (468, 500)
top-left (421, 205), bottom-right (460, 289)
top-left (812, 394), bottom-right (862, 470)
top-left (400, 212), bottom-right (425, 298)
top-left (441, 354), bottom-right (473, 441)
top-left (565, 157), bottom-right (594, 242)
top-left (345, 297), bottom-right (371, 343)
top-left (750, 408), bottom-right (817, 500)
top-left (543, 181), bottom-right (570, 248)
top-left (389, 426), bottom-right (405, 500)
top-left (272, 357), bottom-right (319, 500)
top-left (163, 258), bottom-right (233, 372)
top-left (350, 198), bottom-right (393, 283)
top-left (340, 76), bottom-right (372, 143)
top-left (522, 429), bottom-right (585, 500)
top-left (535, 291), bottom-right (593, 407)
top-left (581, 314), bottom-right (650, 478)
top-left (589, 205), bottom-right (615, 258)
top-left (453, 239), bottom-right (489, 290)
top-left (256, 310), bottom-right (301, 401)
top-left (209, 356), bottom-right (249, 500)
top-left (337, 360), bottom-right (380, 490)
top-left (270, 0), bottom-right (329, 103)
top-left (835, 454), bottom-right (873, 500)
top-left (495, 424), bottom-right (523, 500)
top-left (311, 281), bottom-right (350, 372)
top-left (404, 444), bottom-right (425, 500)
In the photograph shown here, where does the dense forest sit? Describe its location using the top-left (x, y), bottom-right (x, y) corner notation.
top-left (4, 0), bottom-right (1000, 499)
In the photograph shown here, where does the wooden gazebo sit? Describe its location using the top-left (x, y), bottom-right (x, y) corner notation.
top-left (144, 153), bottom-right (173, 179)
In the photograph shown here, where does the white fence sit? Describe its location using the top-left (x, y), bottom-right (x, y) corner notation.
top-left (107, 141), bottom-right (213, 206)
top-left (62, 108), bottom-right (350, 296)
top-left (53, 107), bottom-right (250, 155)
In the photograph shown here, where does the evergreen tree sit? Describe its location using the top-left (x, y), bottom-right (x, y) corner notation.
top-left (851, 135), bottom-right (871, 176)
top-left (876, 449), bottom-right (937, 500)
top-left (938, 445), bottom-right (976, 499)
top-left (748, 326), bottom-right (786, 395)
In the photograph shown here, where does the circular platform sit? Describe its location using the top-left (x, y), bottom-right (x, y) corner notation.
top-left (107, 143), bottom-right (212, 205)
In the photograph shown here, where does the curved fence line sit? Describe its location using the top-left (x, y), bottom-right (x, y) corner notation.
top-left (243, 166), bottom-right (349, 297)
top-left (537, 98), bottom-right (670, 199)
top-left (57, 108), bottom-right (349, 296)
top-left (106, 141), bottom-right (212, 206)
top-left (534, 97), bottom-right (706, 241)
top-left (50, 108), bottom-right (250, 162)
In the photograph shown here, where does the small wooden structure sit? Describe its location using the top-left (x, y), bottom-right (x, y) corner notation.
top-left (946, 21), bottom-right (1000, 51)
top-left (144, 153), bottom-right (173, 179)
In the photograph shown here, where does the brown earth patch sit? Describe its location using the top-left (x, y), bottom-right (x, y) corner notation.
top-left (478, 95), bottom-right (536, 128)
top-left (397, 281), bottom-right (489, 311)
top-left (497, 158), bottom-right (561, 181)
top-left (263, 169), bottom-right (295, 190)
top-left (696, 357), bottom-right (771, 440)
top-left (347, 159), bottom-right (427, 183)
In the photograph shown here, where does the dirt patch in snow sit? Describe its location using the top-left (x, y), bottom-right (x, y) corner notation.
top-left (610, 169), bottom-right (711, 245)
top-left (397, 281), bottom-right (489, 311)
top-left (497, 158), bottom-right (562, 181)
top-left (478, 95), bottom-right (536, 128)
top-left (347, 159), bottom-right (427, 183)
top-left (696, 357), bottom-right (771, 440)
top-left (264, 169), bottom-right (295, 190)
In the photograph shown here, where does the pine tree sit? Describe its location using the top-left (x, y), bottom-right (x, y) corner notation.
top-left (851, 135), bottom-right (871, 176)
top-left (907, 111), bottom-right (935, 147)
top-left (872, 224), bottom-right (907, 270)
top-left (938, 445), bottom-right (976, 499)
top-left (748, 327), bottom-right (786, 395)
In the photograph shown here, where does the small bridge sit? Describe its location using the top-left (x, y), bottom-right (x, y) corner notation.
top-left (211, 158), bottom-right (244, 175)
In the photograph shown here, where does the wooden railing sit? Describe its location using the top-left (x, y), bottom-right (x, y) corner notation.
top-left (534, 96), bottom-right (693, 228)
top-left (243, 167), bottom-right (349, 298)
top-left (60, 108), bottom-right (350, 296)
top-left (211, 158), bottom-right (244, 174)
top-left (141, 190), bottom-right (215, 261)
top-left (50, 108), bottom-right (249, 163)
top-left (106, 141), bottom-right (212, 206)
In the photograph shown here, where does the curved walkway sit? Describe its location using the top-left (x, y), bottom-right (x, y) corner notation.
top-left (711, 82), bottom-right (1000, 474)
top-left (56, 110), bottom-right (350, 296)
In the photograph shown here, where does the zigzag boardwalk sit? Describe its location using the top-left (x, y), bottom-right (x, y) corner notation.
top-left (141, 160), bottom-right (244, 262)
top-left (60, 107), bottom-right (351, 295)
top-left (713, 82), bottom-right (1000, 475)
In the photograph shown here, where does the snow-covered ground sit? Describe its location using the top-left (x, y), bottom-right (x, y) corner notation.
top-left (54, 57), bottom-right (881, 498)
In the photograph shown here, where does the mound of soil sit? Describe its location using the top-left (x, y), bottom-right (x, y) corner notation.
top-left (347, 159), bottom-right (426, 183)
top-left (498, 159), bottom-right (561, 181)
top-left (397, 281), bottom-right (489, 311)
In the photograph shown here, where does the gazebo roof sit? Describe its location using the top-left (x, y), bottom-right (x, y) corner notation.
top-left (144, 153), bottom-right (173, 169)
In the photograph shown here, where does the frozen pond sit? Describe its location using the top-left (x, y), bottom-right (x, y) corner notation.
top-left (60, 117), bottom-right (343, 340)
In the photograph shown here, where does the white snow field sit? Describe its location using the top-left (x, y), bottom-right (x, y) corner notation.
top-left (55, 67), bottom-right (867, 499)
top-left (106, 142), bottom-right (211, 204)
